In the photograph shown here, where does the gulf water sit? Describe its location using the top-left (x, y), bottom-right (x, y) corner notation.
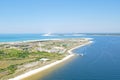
top-left (0, 34), bottom-right (120, 80)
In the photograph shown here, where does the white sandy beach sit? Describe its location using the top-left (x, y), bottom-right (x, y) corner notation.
top-left (9, 41), bottom-right (92, 80)
top-left (0, 38), bottom-right (62, 44)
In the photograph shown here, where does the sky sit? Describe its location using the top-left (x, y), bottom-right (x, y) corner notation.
top-left (0, 0), bottom-right (120, 33)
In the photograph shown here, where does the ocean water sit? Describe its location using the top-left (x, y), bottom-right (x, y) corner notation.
top-left (0, 34), bottom-right (120, 80)
top-left (40, 36), bottom-right (120, 80)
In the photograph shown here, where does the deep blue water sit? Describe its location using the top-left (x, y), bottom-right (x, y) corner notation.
top-left (40, 36), bottom-right (120, 80)
top-left (0, 34), bottom-right (120, 80)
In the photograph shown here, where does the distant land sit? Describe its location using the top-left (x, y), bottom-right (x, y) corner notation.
top-left (47, 33), bottom-right (120, 36)
top-left (84, 33), bottom-right (120, 36)
top-left (69, 33), bottom-right (120, 36)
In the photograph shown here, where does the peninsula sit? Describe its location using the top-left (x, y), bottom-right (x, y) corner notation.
top-left (0, 38), bottom-right (92, 80)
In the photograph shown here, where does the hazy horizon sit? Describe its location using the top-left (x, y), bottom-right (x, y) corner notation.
top-left (0, 0), bottom-right (120, 33)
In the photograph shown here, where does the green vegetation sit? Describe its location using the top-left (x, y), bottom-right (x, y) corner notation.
top-left (0, 48), bottom-right (64, 79)
top-left (34, 51), bottom-right (63, 58)
top-left (7, 65), bottom-right (17, 74)
top-left (0, 49), bottom-right (29, 59)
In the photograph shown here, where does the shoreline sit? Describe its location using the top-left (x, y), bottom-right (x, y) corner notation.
top-left (68, 41), bottom-right (93, 54)
top-left (0, 38), bottom-right (62, 44)
top-left (9, 40), bottom-right (93, 80)
top-left (0, 38), bottom-right (93, 44)
top-left (9, 54), bottom-right (74, 80)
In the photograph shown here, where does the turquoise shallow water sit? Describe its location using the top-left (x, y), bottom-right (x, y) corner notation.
top-left (0, 34), bottom-right (86, 42)
top-left (0, 34), bottom-right (120, 80)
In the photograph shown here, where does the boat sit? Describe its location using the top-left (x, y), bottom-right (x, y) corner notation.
top-left (43, 33), bottom-right (52, 36)
top-left (76, 53), bottom-right (84, 56)
top-left (80, 53), bottom-right (84, 56)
